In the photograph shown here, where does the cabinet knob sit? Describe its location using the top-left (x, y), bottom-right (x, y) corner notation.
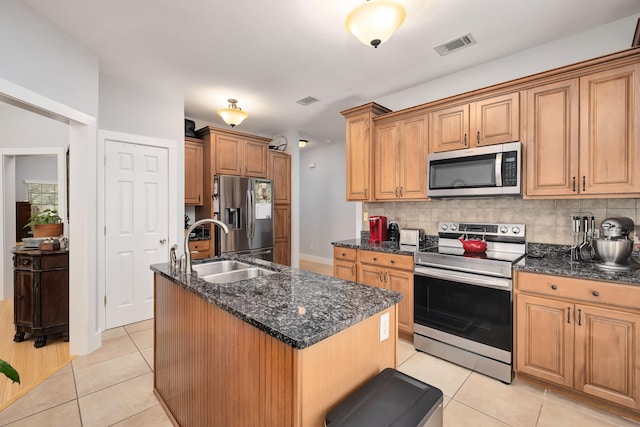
top-left (592, 291), bottom-right (600, 297)
top-left (390, 260), bottom-right (395, 264)
top-left (551, 284), bottom-right (557, 290)
top-left (373, 257), bottom-right (377, 261)
top-left (22, 259), bottom-right (30, 266)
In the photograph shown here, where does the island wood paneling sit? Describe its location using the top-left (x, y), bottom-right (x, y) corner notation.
top-left (154, 275), bottom-right (398, 427)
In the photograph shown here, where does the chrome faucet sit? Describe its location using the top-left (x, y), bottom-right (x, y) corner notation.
top-left (183, 218), bottom-right (230, 274)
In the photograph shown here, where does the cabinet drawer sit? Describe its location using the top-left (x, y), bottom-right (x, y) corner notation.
top-left (516, 271), bottom-right (640, 310)
top-left (359, 250), bottom-right (413, 271)
top-left (333, 247), bottom-right (357, 262)
top-left (189, 239), bottom-right (211, 259)
top-left (13, 253), bottom-right (68, 271)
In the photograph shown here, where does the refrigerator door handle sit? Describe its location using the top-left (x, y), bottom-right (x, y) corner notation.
top-left (249, 189), bottom-right (256, 239)
top-left (246, 189), bottom-right (252, 240)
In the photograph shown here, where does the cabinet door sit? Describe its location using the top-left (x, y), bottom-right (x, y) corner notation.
top-left (243, 139), bottom-right (268, 177)
top-left (515, 294), bottom-right (574, 387)
top-left (40, 269), bottom-right (69, 327)
top-left (574, 304), bottom-right (640, 409)
top-left (473, 93), bottom-right (520, 146)
top-left (184, 140), bottom-right (204, 205)
top-left (273, 205), bottom-right (290, 266)
top-left (269, 151), bottom-right (291, 204)
top-left (430, 104), bottom-right (469, 152)
top-left (385, 268), bottom-right (413, 334)
top-left (14, 270), bottom-right (34, 327)
top-left (346, 113), bottom-right (372, 200)
top-left (579, 64), bottom-right (640, 195)
top-left (399, 115), bottom-right (427, 199)
top-left (525, 79), bottom-right (579, 196)
top-left (215, 134), bottom-right (243, 175)
top-left (374, 122), bottom-right (400, 200)
top-left (358, 264), bottom-right (384, 289)
top-left (334, 260), bottom-right (357, 281)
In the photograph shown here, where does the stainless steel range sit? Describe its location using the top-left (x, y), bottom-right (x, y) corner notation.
top-left (413, 221), bottom-right (526, 384)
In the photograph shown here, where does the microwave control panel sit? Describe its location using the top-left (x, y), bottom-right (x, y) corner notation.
top-left (502, 151), bottom-right (518, 186)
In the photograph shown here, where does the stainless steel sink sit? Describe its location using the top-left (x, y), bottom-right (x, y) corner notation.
top-left (192, 260), bottom-right (252, 277)
top-left (192, 260), bottom-right (276, 284)
top-left (200, 267), bottom-right (275, 284)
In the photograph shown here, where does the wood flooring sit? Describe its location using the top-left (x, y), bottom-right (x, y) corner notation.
top-left (0, 298), bottom-right (73, 411)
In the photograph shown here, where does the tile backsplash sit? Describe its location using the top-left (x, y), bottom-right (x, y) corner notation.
top-left (364, 198), bottom-right (640, 245)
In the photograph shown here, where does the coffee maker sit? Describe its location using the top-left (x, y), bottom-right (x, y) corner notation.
top-left (368, 216), bottom-right (387, 243)
top-left (591, 217), bottom-right (640, 271)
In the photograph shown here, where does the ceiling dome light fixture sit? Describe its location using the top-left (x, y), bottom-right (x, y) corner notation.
top-left (217, 99), bottom-right (248, 127)
top-left (345, 0), bottom-right (406, 48)
top-left (299, 139), bottom-right (308, 148)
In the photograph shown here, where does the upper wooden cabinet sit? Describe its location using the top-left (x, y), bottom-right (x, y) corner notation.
top-left (214, 133), bottom-right (267, 177)
top-left (374, 115), bottom-right (428, 200)
top-left (268, 150), bottom-right (291, 204)
top-left (184, 137), bottom-right (204, 206)
top-left (525, 79), bottom-right (580, 196)
top-left (430, 92), bottom-right (520, 153)
top-left (579, 64), bottom-right (640, 196)
top-left (526, 64), bottom-right (640, 197)
top-left (341, 103), bottom-right (392, 201)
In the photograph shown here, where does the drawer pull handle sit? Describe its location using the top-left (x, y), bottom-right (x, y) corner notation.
top-left (22, 259), bottom-right (30, 266)
top-left (551, 284), bottom-right (557, 290)
top-left (567, 307), bottom-right (571, 324)
top-left (592, 291), bottom-right (599, 297)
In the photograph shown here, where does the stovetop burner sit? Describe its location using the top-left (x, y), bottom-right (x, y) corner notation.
top-left (414, 221), bottom-right (527, 279)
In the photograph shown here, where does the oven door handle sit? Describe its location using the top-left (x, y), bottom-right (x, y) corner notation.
top-left (414, 265), bottom-right (512, 291)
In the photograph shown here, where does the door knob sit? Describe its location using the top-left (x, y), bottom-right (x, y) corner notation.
top-left (159, 238), bottom-right (167, 244)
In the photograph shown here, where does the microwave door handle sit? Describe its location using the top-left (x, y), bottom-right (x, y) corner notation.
top-left (495, 152), bottom-right (503, 187)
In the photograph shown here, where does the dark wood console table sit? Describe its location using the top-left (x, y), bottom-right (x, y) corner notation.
top-left (11, 247), bottom-right (69, 348)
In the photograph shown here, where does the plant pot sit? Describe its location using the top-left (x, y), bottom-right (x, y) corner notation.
top-left (32, 223), bottom-right (63, 238)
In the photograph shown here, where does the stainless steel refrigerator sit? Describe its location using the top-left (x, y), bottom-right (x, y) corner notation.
top-left (213, 175), bottom-right (274, 261)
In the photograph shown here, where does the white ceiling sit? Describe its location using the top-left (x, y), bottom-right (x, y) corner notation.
top-left (21, 0), bottom-right (640, 147)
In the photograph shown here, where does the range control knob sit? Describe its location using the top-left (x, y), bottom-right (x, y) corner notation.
top-left (512, 226), bottom-right (521, 234)
top-left (441, 224), bottom-right (448, 231)
top-left (450, 225), bottom-right (457, 231)
top-left (500, 226), bottom-right (508, 233)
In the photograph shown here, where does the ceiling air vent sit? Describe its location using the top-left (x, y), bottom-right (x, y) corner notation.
top-left (296, 96), bottom-right (320, 106)
top-left (434, 33), bottom-right (475, 56)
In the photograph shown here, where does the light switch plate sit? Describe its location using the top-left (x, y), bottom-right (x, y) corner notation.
top-left (380, 312), bottom-right (389, 342)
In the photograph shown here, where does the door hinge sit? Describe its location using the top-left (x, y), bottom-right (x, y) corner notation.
top-left (104, 226), bottom-right (106, 236)
top-left (104, 295), bottom-right (107, 306)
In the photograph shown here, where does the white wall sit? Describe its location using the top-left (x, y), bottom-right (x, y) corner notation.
top-left (15, 155), bottom-right (58, 200)
top-left (299, 142), bottom-right (355, 264)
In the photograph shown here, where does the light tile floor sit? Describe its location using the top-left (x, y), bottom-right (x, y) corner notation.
top-left (1, 321), bottom-right (639, 426)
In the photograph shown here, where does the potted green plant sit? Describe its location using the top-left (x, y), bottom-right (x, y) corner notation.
top-left (24, 208), bottom-right (63, 238)
top-left (0, 360), bottom-right (20, 384)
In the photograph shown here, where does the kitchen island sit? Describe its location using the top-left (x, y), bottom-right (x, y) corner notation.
top-left (151, 257), bottom-right (401, 427)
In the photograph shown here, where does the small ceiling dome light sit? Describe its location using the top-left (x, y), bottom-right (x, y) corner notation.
top-left (346, 0), bottom-right (406, 48)
top-left (217, 99), bottom-right (248, 127)
top-left (299, 139), bottom-right (308, 148)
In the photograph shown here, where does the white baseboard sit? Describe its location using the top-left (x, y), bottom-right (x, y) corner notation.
top-left (299, 253), bottom-right (333, 266)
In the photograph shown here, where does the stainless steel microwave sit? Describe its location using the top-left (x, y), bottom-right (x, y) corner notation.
top-left (427, 141), bottom-right (521, 198)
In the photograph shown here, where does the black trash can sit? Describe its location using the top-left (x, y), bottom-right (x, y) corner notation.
top-left (325, 368), bottom-right (443, 427)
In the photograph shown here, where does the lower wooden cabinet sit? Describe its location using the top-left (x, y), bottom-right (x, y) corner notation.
top-left (12, 248), bottom-right (69, 348)
top-left (188, 239), bottom-right (211, 260)
top-left (515, 271), bottom-right (640, 411)
top-left (333, 247), bottom-right (414, 336)
top-left (333, 247), bottom-right (357, 282)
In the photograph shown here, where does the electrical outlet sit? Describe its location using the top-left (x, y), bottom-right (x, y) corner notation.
top-left (379, 312), bottom-right (389, 342)
top-left (363, 211), bottom-right (369, 222)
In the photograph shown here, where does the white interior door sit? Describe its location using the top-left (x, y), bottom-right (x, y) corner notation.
top-left (105, 140), bottom-right (169, 328)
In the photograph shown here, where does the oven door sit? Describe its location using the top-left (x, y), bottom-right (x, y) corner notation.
top-left (414, 265), bottom-right (512, 354)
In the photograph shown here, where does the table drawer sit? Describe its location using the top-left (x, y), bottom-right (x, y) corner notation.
top-left (516, 271), bottom-right (640, 310)
top-left (333, 246), bottom-right (357, 262)
top-left (359, 250), bottom-right (413, 271)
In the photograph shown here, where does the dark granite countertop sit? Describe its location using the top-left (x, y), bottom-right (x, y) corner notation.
top-left (151, 256), bottom-right (402, 350)
top-left (332, 237), bottom-right (436, 255)
top-left (516, 244), bottom-right (640, 286)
